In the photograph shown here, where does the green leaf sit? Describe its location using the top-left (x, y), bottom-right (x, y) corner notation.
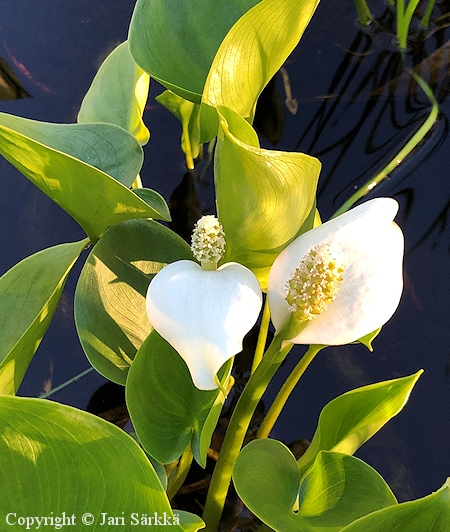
top-left (200, 0), bottom-right (321, 140)
top-left (297, 371), bottom-right (423, 477)
top-left (0, 240), bottom-right (88, 395)
top-left (0, 112), bottom-right (143, 187)
top-left (0, 113), bottom-right (169, 241)
top-left (129, 0), bottom-right (260, 103)
top-left (132, 188), bottom-right (171, 221)
top-left (75, 219), bottom-right (192, 384)
top-left (233, 440), bottom-right (397, 532)
top-left (341, 479), bottom-right (450, 532)
top-left (0, 395), bottom-right (204, 531)
top-left (215, 107), bottom-right (320, 289)
top-left (357, 328), bottom-right (381, 351)
top-left (126, 330), bottom-right (231, 466)
top-left (78, 41), bottom-right (150, 146)
top-left (298, 451), bottom-right (397, 531)
top-left (156, 90), bottom-right (201, 170)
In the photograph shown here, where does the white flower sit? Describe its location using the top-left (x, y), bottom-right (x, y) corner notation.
top-left (146, 216), bottom-right (262, 390)
top-left (268, 198), bottom-right (404, 345)
top-left (146, 261), bottom-right (262, 390)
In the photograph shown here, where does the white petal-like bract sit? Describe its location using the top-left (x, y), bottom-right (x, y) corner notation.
top-left (268, 198), bottom-right (404, 345)
top-left (146, 261), bottom-right (262, 390)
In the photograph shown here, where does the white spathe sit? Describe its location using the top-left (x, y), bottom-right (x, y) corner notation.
top-left (268, 198), bottom-right (404, 346)
top-left (146, 260), bottom-right (262, 390)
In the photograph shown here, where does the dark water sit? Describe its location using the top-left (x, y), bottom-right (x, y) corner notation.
top-left (1, 0), bottom-right (449, 506)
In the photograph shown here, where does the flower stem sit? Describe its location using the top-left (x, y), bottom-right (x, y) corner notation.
top-left (202, 334), bottom-right (293, 531)
top-left (257, 344), bottom-right (324, 439)
top-left (251, 298), bottom-right (271, 374)
top-left (331, 72), bottom-right (438, 218)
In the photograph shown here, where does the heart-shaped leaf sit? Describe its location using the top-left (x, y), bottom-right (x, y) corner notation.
top-left (126, 330), bottom-right (231, 466)
top-left (233, 439), bottom-right (396, 532)
top-left (128, 0), bottom-right (260, 103)
top-left (341, 479), bottom-right (450, 532)
top-left (298, 371), bottom-right (423, 477)
top-left (0, 395), bottom-right (204, 531)
top-left (200, 0), bottom-right (320, 140)
top-left (75, 219), bottom-right (192, 385)
top-left (215, 107), bottom-right (320, 289)
top-left (78, 41), bottom-right (150, 146)
top-left (0, 112), bottom-right (143, 187)
top-left (0, 114), bottom-right (169, 241)
top-left (0, 239), bottom-right (88, 395)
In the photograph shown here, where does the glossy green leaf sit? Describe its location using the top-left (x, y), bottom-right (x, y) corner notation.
top-left (233, 440), bottom-right (396, 532)
top-left (0, 240), bottom-right (87, 395)
top-left (132, 188), bottom-right (171, 221)
top-left (78, 41), bottom-right (150, 146)
top-left (341, 479), bottom-right (450, 532)
top-left (75, 219), bottom-right (192, 384)
top-left (126, 330), bottom-right (231, 466)
top-left (129, 0), bottom-right (260, 103)
top-left (0, 112), bottom-right (143, 187)
top-left (200, 0), bottom-right (320, 140)
top-left (298, 371), bottom-right (423, 477)
top-left (156, 90), bottom-right (201, 170)
top-left (215, 107), bottom-right (320, 289)
top-left (0, 395), bottom-right (204, 531)
top-left (297, 451), bottom-right (397, 531)
top-left (0, 114), bottom-right (169, 241)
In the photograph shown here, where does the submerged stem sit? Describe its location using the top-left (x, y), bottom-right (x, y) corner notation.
top-left (331, 72), bottom-right (438, 218)
top-left (257, 344), bottom-right (324, 439)
top-left (39, 367), bottom-right (95, 399)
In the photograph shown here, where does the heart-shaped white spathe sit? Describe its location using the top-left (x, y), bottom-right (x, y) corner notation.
top-left (146, 260), bottom-right (262, 390)
top-left (268, 197), bottom-right (404, 346)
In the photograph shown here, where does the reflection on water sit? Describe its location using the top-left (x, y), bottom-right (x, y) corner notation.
top-left (0, 0), bottom-right (449, 508)
top-left (0, 56), bottom-right (30, 100)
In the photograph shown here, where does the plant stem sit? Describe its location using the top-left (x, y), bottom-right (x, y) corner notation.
top-left (166, 446), bottom-right (193, 500)
top-left (39, 367), bottom-right (95, 399)
top-left (396, 0), bottom-right (406, 49)
top-left (202, 335), bottom-right (293, 531)
top-left (331, 72), bottom-right (438, 218)
top-left (354, 0), bottom-right (373, 26)
top-left (397, 0), bottom-right (421, 50)
top-left (257, 344), bottom-right (324, 439)
top-left (251, 298), bottom-right (271, 374)
top-left (420, 0), bottom-right (436, 28)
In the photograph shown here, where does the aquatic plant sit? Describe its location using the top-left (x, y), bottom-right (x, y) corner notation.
top-left (0, 0), bottom-right (448, 531)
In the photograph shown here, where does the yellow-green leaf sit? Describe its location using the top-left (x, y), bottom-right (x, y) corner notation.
top-left (0, 240), bottom-right (87, 395)
top-left (0, 114), bottom-right (170, 241)
top-left (200, 0), bottom-right (320, 140)
top-left (129, 0), bottom-right (260, 103)
top-left (215, 107), bottom-right (320, 289)
top-left (298, 371), bottom-right (423, 477)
